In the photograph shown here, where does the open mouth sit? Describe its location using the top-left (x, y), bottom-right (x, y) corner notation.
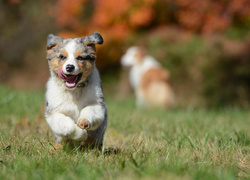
top-left (58, 68), bottom-right (82, 88)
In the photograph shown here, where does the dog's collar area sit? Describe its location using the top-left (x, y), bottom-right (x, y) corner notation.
top-left (77, 79), bottom-right (89, 88)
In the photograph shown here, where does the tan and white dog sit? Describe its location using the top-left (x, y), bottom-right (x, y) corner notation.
top-left (121, 46), bottom-right (175, 108)
top-left (45, 32), bottom-right (107, 149)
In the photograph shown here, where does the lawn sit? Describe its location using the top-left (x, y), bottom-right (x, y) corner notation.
top-left (0, 85), bottom-right (249, 179)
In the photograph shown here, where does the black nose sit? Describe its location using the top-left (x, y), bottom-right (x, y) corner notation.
top-left (66, 64), bottom-right (75, 72)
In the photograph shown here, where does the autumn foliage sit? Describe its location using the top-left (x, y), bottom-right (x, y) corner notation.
top-left (52, 0), bottom-right (156, 40)
top-left (52, 0), bottom-right (250, 40)
top-left (167, 0), bottom-right (250, 34)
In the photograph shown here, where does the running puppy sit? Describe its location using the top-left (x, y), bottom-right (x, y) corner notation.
top-left (45, 32), bottom-right (107, 148)
top-left (121, 46), bottom-right (175, 108)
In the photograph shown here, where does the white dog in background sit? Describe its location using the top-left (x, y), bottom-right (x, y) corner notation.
top-left (121, 46), bottom-right (175, 108)
top-left (45, 32), bottom-right (107, 149)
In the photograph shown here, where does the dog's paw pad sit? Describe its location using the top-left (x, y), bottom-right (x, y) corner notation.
top-left (77, 118), bottom-right (90, 129)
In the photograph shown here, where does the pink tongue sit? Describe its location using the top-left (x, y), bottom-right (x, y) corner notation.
top-left (58, 68), bottom-right (77, 87)
top-left (65, 81), bottom-right (76, 88)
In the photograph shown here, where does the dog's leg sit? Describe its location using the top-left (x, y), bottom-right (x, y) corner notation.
top-left (77, 104), bottom-right (106, 130)
top-left (136, 90), bottom-right (146, 107)
top-left (46, 113), bottom-right (88, 142)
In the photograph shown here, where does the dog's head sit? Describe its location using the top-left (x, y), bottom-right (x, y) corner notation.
top-left (46, 32), bottom-right (103, 89)
top-left (121, 46), bottom-right (146, 67)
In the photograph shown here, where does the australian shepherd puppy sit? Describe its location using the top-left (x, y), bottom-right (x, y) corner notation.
top-left (121, 46), bottom-right (175, 108)
top-left (45, 32), bottom-right (107, 149)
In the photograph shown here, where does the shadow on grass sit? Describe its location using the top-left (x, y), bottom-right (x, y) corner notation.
top-left (62, 141), bottom-right (121, 156)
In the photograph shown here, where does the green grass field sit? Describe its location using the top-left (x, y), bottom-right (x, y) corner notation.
top-left (0, 85), bottom-right (249, 180)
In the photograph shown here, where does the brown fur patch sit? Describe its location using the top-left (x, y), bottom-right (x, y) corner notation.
top-left (77, 59), bottom-right (95, 81)
top-left (60, 49), bottom-right (68, 57)
top-left (140, 68), bottom-right (170, 89)
top-left (74, 48), bottom-right (84, 58)
top-left (139, 68), bottom-right (175, 107)
top-left (74, 47), bottom-right (95, 82)
top-left (50, 57), bottom-right (65, 74)
top-left (49, 49), bottom-right (68, 74)
top-left (86, 44), bottom-right (97, 54)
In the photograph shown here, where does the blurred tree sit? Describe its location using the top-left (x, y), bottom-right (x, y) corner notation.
top-left (52, 0), bottom-right (250, 38)
top-left (165, 0), bottom-right (250, 34)
top-left (0, 0), bottom-right (55, 65)
top-left (0, 0), bottom-right (56, 87)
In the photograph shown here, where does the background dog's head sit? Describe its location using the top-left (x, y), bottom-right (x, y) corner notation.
top-left (46, 32), bottom-right (103, 89)
top-left (121, 46), bottom-right (146, 67)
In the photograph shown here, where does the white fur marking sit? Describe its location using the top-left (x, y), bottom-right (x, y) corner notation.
top-left (62, 40), bottom-right (80, 75)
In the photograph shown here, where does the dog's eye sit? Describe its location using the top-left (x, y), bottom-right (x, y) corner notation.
top-left (76, 55), bottom-right (95, 61)
top-left (59, 54), bottom-right (66, 60)
top-left (76, 56), bottom-right (85, 61)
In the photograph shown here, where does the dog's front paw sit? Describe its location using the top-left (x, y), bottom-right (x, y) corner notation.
top-left (72, 125), bottom-right (88, 141)
top-left (77, 118), bottom-right (91, 129)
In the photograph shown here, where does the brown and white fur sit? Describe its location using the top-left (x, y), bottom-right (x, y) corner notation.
top-left (121, 46), bottom-right (175, 108)
top-left (45, 32), bottom-right (107, 149)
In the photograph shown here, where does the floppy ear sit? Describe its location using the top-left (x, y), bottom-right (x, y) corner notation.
top-left (81, 32), bottom-right (104, 45)
top-left (47, 34), bottom-right (63, 49)
top-left (46, 34), bottom-right (63, 60)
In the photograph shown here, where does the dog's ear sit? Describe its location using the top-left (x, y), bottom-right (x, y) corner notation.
top-left (46, 34), bottom-right (63, 60)
top-left (47, 34), bottom-right (63, 50)
top-left (81, 32), bottom-right (103, 45)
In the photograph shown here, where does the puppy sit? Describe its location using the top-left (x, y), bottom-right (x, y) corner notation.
top-left (121, 46), bottom-right (175, 108)
top-left (45, 32), bottom-right (107, 149)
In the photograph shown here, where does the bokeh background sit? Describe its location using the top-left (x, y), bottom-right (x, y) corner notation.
top-left (0, 0), bottom-right (250, 107)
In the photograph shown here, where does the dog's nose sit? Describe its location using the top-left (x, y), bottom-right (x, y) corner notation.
top-left (66, 64), bottom-right (75, 72)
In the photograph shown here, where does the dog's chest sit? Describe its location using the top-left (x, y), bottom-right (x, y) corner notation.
top-left (47, 85), bottom-right (94, 121)
top-left (66, 91), bottom-right (93, 118)
top-left (130, 66), bottom-right (143, 89)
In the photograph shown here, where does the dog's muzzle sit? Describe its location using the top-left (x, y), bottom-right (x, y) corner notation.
top-left (58, 68), bottom-right (82, 89)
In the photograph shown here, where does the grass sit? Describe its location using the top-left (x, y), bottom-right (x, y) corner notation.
top-left (0, 85), bottom-right (249, 179)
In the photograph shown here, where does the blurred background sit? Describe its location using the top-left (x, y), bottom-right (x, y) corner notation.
top-left (0, 0), bottom-right (250, 107)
